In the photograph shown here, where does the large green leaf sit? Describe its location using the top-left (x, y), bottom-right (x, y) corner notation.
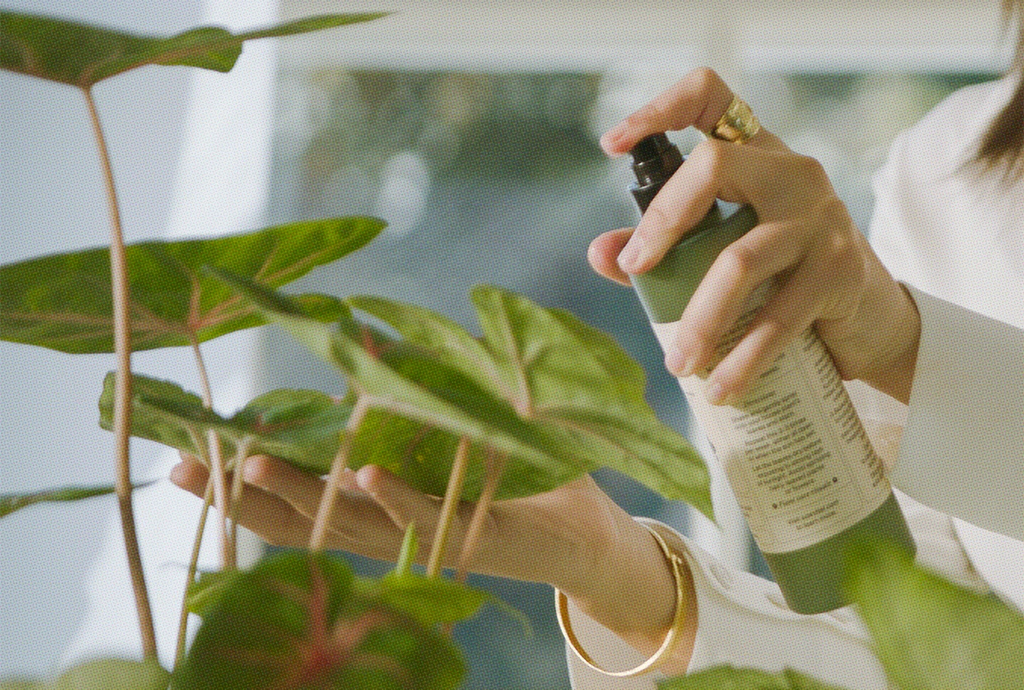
top-left (176, 552), bottom-right (464, 690)
top-left (0, 218), bottom-right (383, 353)
top-left (659, 666), bottom-right (847, 689)
top-left (98, 373), bottom-right (352, 474)
top-left (0, 658), bottom-right (169, 690)
top-left (0, 11), bottom-right (386, 88)
top-left (844, 538), bottom-right (1024, 690)
top-left (188, 530), bottom-right (493, 629)
top-left (209, 269), bottom-right (590, 501)
top-left (351, 287), bottom-right (712, 515)
top-left (211, 271), bottom-right (711, 511)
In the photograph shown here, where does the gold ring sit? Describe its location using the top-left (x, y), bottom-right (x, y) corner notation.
top-left (710, 96), bottom-right (761, 144)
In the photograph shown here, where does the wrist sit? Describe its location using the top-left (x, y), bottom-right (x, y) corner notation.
top-left (557, 516), bottom-right (698, 678)
top-left (862, 279), bottom-right (921, 404)
top-left (563, 512), bottom-right (692, 657)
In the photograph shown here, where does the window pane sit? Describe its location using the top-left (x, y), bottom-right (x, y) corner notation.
top-left (262, 69), bottom-right (675, 690)
top-left (260, 65), bottom-right (996, 688)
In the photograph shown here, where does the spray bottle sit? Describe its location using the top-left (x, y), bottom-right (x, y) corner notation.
top-left (626, 133), bottom-right (914, 613)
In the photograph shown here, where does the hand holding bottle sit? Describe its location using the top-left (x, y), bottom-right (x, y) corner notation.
top-left (589, 68), bottom-right (921, 405)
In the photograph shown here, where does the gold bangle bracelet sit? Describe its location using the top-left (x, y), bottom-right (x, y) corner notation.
top-left (554, 521), bottom-right (688, 678)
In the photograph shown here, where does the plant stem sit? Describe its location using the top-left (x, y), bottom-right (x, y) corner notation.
top-left (190, 337), bottom-right (214, 407)
top-left (309, 396), bottom-right (370, 552)
top-left (426, 437), bottom-right (471, 579)
top-left (174, 481), bottom-right (214, 671)
top-left (82, 86), bottom-right (157, 661)
top-left (456, 449), bottom-right (506, 583)
top-left (228, 440), bottom-right (253, 559)
top-left (189, 336), bottom-right (234, 569)
top-left (207, 428), bottom-right (235, 570)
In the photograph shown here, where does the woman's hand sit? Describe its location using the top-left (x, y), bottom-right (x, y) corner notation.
top-left (169, 454), bottom-right (691, 665)
top-left (590, 68), bottom-right (921, 404)
top-left (171, 455), bottom-right (612, 588)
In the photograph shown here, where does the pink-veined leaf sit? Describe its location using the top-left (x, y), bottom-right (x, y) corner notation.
top-left (0, 11), bottom-right (387, 88)
top-left (1, 218), bottom-right (383, 353)
top-left (176, 552), bottom-right (465, 690)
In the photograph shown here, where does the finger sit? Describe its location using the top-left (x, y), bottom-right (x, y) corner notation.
top-left (169, 458), bottom-right (209, 497)
top-left (619, 141), bottom-right (812, 274)
top-left (665, 219), bottom-right (811, 376)
top-left (242, 455), bottom-right (360, 522)
top-left (247, 459), bottom-right (415, 557)
top-left (587, 228), bottom-right (634, 285)
top-left (618, 138), bottom-right (758, 274)
top-left (705, 255), bottom-right (835, 405)
top-left (356, 465), bottom-right (444, 536)
top-left (170, 460), bottom-right (318, 548)
top-left (600, 68), bottom-right (734, 155)
top-left (601, 67), bottom-right (786, 156)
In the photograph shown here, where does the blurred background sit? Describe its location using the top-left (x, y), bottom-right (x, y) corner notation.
top-left (0, 0), bottom-right (1009, 686)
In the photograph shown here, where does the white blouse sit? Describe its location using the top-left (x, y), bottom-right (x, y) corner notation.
top-left (568, 76), bottom-right (1024, 690)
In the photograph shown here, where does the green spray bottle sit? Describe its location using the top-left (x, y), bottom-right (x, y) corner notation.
top-left (627, 133), bottom-right (915, 613)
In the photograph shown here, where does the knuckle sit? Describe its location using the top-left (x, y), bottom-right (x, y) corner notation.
top-left (639, 202), bottom-right (672, 232)
top-left (687, 66), bottom-right (723, 98)
top-left (689, 139), bottom-right (728, 178)
top-left (676, 318), bottom-right (716, 358)
top-left (786, 152), bottom-right (828, 187)
top-left (628, 98), bottom-right (672, 129)
top-left (717, 242), bottom-right (759, 281)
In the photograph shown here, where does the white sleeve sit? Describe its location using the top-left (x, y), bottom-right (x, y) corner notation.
top-left (565, 521), bottom-right (889, 690)
top-left (565, 507), bottom-right (998, 690)
top-left (889, 286), bottom-right (1024, 541)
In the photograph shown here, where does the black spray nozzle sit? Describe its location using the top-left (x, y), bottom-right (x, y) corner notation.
top-left (629, 133), bottom-right (684, 188)
top-left (629, 133), bottom-right (684, 212)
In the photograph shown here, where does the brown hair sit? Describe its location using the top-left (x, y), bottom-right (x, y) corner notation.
top-left (974, 0), bottom-right (1024, 178)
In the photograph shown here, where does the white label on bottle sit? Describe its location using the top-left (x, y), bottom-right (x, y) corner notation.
top-left (651, 286), bottom-right (890, 554)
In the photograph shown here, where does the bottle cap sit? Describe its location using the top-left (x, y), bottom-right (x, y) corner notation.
top-left (630, 133), bottom-right (683, 187)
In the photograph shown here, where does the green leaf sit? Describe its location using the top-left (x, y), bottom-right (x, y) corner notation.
top-left (844, 538), bottom-right (1024, 690)
top-left (394, 524), bottom-right (419, 577)
top-left (351, 286), bottom-right (712, 515)
top-left (0, 11), bottom-right (387, 87)
top-left (658, 665), bottom-right (848, 689)
top-left (346, 295), bottom-right (507, 401)
top-left (0, 658), bottom-right (169, 690)
top-left (186, 570), bottom-right (240, 618)
top-left (176, 552), bottom-right (464, 690)
top-left (1, 485), bottom-right (116, 519)
top-left (211, 271), bottom-right (587, 501)
top-left (98, 373), bottom-right (352, 474)
top-left (370, 572), bottom-right (490, 627)
top-left (214, 273), bottom-right (711, 510)
top-left (0, 217), bottom-right (383, 353)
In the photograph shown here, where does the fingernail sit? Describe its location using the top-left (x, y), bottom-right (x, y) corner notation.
top-left (600, 125), bottom-right (626, 152)
top-left (706, 380), bottom-right (734, 406)
top-left (355, 465), bottom-right (377, 494)
top-left (618, 236), bottom-right (650, 273)
top-left (243, 459), bottom-right (261, 483)
top-left (666, 351), bottom-right (694, 378)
